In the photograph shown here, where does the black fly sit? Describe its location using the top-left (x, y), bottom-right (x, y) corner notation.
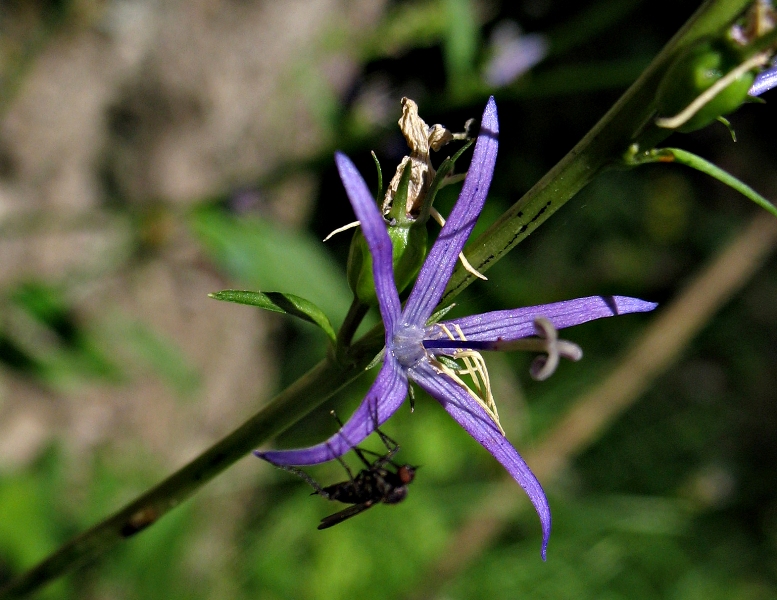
top-left (273, 413), bottom-right (417, 529)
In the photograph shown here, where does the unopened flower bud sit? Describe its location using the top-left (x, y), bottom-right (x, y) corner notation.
top-left (346, 221), bottom-right (428, 306)
top-left (655, 40), bottom-right (756, 132)
top-left (346, 97), bottom-right (470, 306)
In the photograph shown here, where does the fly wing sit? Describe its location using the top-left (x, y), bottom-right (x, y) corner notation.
top-left (317, 501), bottom-right (376, 529)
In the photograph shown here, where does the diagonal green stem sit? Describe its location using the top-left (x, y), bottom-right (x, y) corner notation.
top-left (442, 0), bottom-right (753, 304)
top-left (0, 0), bottom-right (754, 597)
top-left (0, 330), bottom-right (386, 600)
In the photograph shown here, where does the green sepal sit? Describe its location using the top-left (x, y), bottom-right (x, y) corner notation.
top-left (388, 161), bottom-right (413, 224)
top-left (346, 220), bottom-right (428, 306)
top-left (364, 347), bottom-right (386, 371)
top-left (418, 138), bottom-right (474, 223)
top-left (371, 151), bottom-right (383, 202)
top-left (427, 302), bottom-right (457, 325)
top-left (436, 355), bottom-right (463, 372)
top-left (209, 290), bottom-right (337, 344)
top-left (716, 116), bottom-right (737, 141)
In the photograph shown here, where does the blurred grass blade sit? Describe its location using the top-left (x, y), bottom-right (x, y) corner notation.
top-left (190, 206), bottom-right (352, 323)
top-left (547, 0), bottom-right (643, 57)
top-left (209, 290), bottom-right (337, 344)
top-left (511, 57), bottom-right (651, 98)
top-left (111, 318), bottom-right (201, 399)
top-left (443, 0), bottom-right (478, 96)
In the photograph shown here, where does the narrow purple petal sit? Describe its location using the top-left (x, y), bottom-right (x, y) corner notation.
top-left (403, 97), bottom-right (499, 327)
top-left (749, 64), bottom-right (777, 97)
top-left (335, 152), bottom-right (402, 334)
top-left (256, 357), bottom-right (407, 466)
top-left (409, 360), bottom-right (551, 559)
top-left (427, 296), bottom-right (657, 347)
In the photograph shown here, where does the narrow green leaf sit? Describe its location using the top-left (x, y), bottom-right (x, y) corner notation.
top-left (364, 347), bottom-right (385, 371)
top-left (629, 147), bottom-right (777, 218)
top-left (210, 290), bottom-right (337, 344)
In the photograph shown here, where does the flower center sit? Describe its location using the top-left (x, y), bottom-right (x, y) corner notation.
top-left (432, 323), bottom-right (504, 434)
top-left (391, 324), bottom-right (427, 368)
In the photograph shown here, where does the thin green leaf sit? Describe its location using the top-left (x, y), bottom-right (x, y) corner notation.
top-left (630, 147), bottom-right (777, 218)
top-left (364, 347), bottom-right (386, 371)
top-left (209, 290), bottom-right (337, 344)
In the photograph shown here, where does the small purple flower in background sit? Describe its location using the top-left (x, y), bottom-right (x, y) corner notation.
top-left (484, 21), bottom-right (548, 87)
top-left (749, 57), bottom-right (777, 96)
top-left (257, 97), bottom-right (656, 559)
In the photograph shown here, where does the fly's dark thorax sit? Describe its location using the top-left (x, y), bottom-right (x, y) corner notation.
top-left (322, 467), bottom-right (409, 505)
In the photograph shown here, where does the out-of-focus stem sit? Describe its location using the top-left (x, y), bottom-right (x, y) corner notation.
top-left (335, 298), bottom-right (371, 355)
top-left (0, 329), bottom-right (387, 600)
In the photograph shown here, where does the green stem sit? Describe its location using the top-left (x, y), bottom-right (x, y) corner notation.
top-left (335, 298), bottom-right (371, 357)
top-left (0, 331), bottom-right (385, 600)
top-left (0, 0), bottom-right (754, 597)
top-left (442, 0), bottom-right (753, 305)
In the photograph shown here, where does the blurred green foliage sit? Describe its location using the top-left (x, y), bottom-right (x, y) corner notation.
top-left (190, 206), bottom-right (352, 323)
top-left (2, 0), bottom-right (777, 598)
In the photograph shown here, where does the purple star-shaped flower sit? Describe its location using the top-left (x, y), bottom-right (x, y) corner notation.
top-left (257, 97), bottom-right (656, 559)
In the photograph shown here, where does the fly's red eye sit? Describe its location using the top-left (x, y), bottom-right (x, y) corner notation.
top-left (398, 465), bottom-right (416, 484)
